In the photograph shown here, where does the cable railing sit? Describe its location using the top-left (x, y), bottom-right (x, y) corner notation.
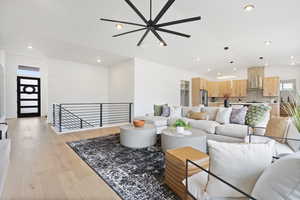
top-left (52, 103), bottom-right (133, 132)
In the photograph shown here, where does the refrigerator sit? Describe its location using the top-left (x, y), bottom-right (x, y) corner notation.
top-left (199, 89), bottom-right (208, 106)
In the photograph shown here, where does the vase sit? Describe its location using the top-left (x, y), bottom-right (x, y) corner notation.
top-left (176, 126), bottom-right (185, 134)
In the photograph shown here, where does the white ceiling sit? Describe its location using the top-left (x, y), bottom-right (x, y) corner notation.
top-left (0, 0), bottom-right (300, 75)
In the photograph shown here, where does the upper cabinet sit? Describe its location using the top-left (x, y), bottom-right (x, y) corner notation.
top-left (231, 80), bottom-right (247, 97)
top-left (263, 77), bottom-right (280, 97)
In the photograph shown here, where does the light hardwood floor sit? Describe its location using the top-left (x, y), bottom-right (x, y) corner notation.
top-left (2, 117), bottom-right (122, 200)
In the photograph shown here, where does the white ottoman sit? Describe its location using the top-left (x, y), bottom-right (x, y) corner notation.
top-left (120, 124), bottom-right (156, 148)
top-left (161, 128), bottom-right (207, 153)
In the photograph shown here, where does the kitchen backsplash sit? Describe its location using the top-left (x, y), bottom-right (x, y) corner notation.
top-left (209, 89), bottom-right (279, 103)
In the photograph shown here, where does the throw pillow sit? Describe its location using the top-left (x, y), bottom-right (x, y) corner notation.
top-left (245, 104), bottom-right (271, 127)
top-left (251, 152), bottom-right (300, 200)
top-left (265, 117), bottom-right (290, 143)
top-left (201, 107), bottom-right (219, 121)
top-left (215, 107), bottom-right (232, 124)
top-left (169, 106), bottom-right (182, 118)
top-left (189, 112), bottom-right (208, 120)
top-left (286, 123), bottom-right (300, 152)
top-left (161, 105), bottom-right (170, 117)
top-left (154, 104), bottom-right (166, 116)
top-left (230, 107), bottom-right (248, 125)
top-left (206, 140), bottom-right (275, 198)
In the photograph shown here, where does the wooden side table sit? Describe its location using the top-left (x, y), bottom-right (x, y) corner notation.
top-left (165, 147), bottom-right (209, 200)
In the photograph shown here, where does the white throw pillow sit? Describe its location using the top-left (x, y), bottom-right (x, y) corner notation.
top-left (169, 106), bottom-right (182, 118)
top-left (251, 152), bottom-right (300, 200)
top-left (287, 123), bottom-right (300, 152)
top-left (206, 140), bottom-right (275, 198)
top-left (215, 107), bottom-right (232, 124)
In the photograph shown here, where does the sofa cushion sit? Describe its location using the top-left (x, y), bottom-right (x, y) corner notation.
top-left (201, 107), bottom-right (219, 121)
top-left (182, 105), bottom-right (204, 118)
top-left (216, 124), bottom-right (250, 138)
top-left (286, 123), bottom-right (300, 152)
top-left (230, 107), bottom-right (248, 125)
top-left (189, 120), bottom-right (220, 134)
top-left (135, 116), bottom-right (168, 127)
top-left (216, 107), bottom-right (232, 124)
top-left (245, 136), bottom-right (294, 155)
top-left (251, 152), bottom-right (300, 200)
top-left (184, 171), bottom-right (248, 200)
top-left (207, 140), bottom-right (275, 198)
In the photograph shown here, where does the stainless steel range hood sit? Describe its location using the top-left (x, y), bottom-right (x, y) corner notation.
top-left (248, 67), bottom-right (264, 90)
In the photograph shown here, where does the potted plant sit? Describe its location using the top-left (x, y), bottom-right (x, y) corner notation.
top-left (283, 92), bottom-right (300, 133)
top-left (172, 119), bottom-right (191, 134)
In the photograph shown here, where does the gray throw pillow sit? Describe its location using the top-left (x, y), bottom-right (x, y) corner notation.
top-left (230, 107), bottom-right (248, 125)
top-left (161, 105), bottom-right (170, 117)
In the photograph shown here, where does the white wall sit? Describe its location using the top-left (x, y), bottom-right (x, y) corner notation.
top-left (133, 58), bottom-right (200, 116)
top-left (108, 59), bottom-right (134, 103)
top-left (0, 50), bottom-right (6, 120)
top-left (5, 53), bottom-right (48, 118)
top-left (5, 53), bottom-right (110, 119)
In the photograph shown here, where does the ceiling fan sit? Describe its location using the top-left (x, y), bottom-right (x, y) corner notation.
top-left (100, 0), bottom-right (201, 46)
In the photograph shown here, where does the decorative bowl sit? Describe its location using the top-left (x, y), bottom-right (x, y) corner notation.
top-left (133, 120), bottom-right (145, 127)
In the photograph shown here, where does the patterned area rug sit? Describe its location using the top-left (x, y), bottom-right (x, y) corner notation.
top-left (67, 134), bottom-right (179, 200)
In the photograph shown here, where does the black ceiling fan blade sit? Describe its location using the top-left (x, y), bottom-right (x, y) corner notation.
top-left (113, 28), bottom-right (147, 37)
top-left (151, 30), bottom-right (167, 46)
top-left (137, 29), bottom-right (150, 46)
top-left (156, 16), bottom-right (201, 27)
top-left (153, 0), bottom-right (175, 24)
top-left (155, 28), bottom-right (190, 38)
top-left (100, 18), bottom-right (146, 27)
top-left (124, 0), bottom-right (148, 24)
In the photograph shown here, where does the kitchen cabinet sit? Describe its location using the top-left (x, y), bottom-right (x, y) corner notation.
top-left (263, 77), bottom-right (280, 97)
top-left (192, 77), bottom-right (208, 106)
top-left (207, 81), bottom-right (220, 97)
top-left (231, 80), bottom-right (247, 97)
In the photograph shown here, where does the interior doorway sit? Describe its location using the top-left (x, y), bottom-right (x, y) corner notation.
top-left (17, 76), bottom-right (41, 118)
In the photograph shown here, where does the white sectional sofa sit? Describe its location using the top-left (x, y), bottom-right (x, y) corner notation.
top-left (135, 105), bottom-right (298, 155)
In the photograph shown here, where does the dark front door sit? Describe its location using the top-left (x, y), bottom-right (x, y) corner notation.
top-left (17, 76), bottom-right (41, 118)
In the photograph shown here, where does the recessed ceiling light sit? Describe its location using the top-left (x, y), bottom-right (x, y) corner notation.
top-left (259, 57), bottom-right (264, 60)
top-left (27, 45), bottom-right (33, 49)
top-left (290, 56), bottom-right (295, 59)
top-left (233, 67), bottom-right (237, 71)
top-left (208, 68), bottom-right (211, 72)
top-left (264, 62), bottom-right (269, 66)
top-left (115, 24), bottom-right (123, 30)
top-left (230, 61), bottom-right (234, 64)
top-left (244, 4), bottom-right (255, 12)
top-left (217, 72), bottom-right (222, 76)
top-left (264, 41), bottom-right (272, 46)
top-left (224, 47), bottom-right (229, 50)
top-left (97, 59), bottom-right (102, 63)
top-left (290, 62), bottom-right (296, 66)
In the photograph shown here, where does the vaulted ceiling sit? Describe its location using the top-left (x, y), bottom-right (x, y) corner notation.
top-left (0, 0), bottom-right (299, 75)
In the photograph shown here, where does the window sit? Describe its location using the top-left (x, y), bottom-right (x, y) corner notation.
top-left (17, 65), bottom-right (40, 77)
top-left (280, 80), bottom-right (296, 91)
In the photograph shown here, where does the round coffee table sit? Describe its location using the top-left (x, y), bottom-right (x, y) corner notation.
top-left (161, 128), bottom-right (207, 152)
top-left (120, 124), bottom-right (156, 148)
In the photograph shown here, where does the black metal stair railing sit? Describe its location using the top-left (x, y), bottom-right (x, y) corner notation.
top-left (53, 103), bottom-right (133, 132)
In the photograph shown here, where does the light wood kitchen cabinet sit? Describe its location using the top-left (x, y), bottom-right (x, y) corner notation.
top-left (263, 77), bottom-right (280, 97)
top-left (239, 80), bottom-right (248, 97)
top-left (192, 77), bottom-right (208, 106)
top-left (230, 80), bottom-right (247, 97)
top-left (207, 81), bottom-right (220, 97)
top-left (219, 81), bottom-right (231, 97)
